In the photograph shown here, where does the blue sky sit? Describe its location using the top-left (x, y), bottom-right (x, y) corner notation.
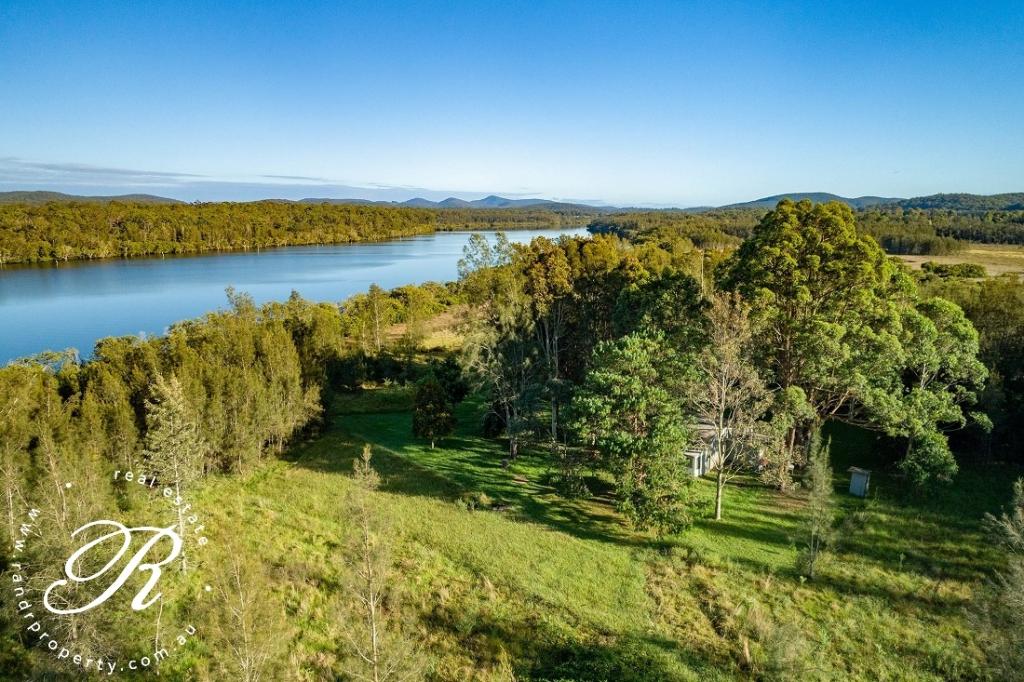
top-left (1, 0), bottom-right (1021, 206)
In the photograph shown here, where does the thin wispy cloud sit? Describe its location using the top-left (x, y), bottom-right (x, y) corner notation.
top-left (0, 157), bottom-right (203, 181)
top-left (0, 157), bottom-right (579, 204)
top-left (259, 174), bottom-right (333, 183)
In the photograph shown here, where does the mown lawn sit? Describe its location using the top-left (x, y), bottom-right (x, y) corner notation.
top-left (196, 387), bottom-right (1020, 681)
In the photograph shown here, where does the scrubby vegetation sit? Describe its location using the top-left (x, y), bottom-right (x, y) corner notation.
top-left (921, 261), bottom-right (988, 278)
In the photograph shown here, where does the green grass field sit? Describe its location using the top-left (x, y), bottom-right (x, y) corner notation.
top-left (195, 387), bottom-right (1021, 681)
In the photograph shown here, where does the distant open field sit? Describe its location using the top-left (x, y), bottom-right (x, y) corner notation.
top-left (899, 243), bottom-right (1024, 277)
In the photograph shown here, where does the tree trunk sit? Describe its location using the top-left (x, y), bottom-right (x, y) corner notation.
top-left (714, 468), bottom-right (725, 521)
top-left (4, 475), bottom-right (16, 541)
top-left (503, 402), bottom-right (518, 460)
top-left (175, 478), bottom-right (188, 572)
top-left (371, 296), bottom-right (382, 354)
top-left (808, 534), bottom-right (818, 580)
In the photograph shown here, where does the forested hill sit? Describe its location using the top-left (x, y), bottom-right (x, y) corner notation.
top-left (896, 192), bottom-right (1024, 211)
top-left (0, 198), bottom-right (601, 265)
top-left (721, 192), bottom-right (898, 210)
top-left (0, 201), bottom-right (438, 264)
top-left (716, 191), bottom-right (1024, 212)
top-left (0, 190), bottom-right (181, 204)
top-left (0, 190), bottom-right (604, 212)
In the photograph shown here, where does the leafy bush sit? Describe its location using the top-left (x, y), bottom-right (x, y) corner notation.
top-left (921, 261), bottom-right (987, 278)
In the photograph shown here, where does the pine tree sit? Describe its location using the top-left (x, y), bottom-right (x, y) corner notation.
top-left (342, 446), bottom-right (422, 681)
top-left (972, 478), bottom-right (1024, 678)
top-left (431, 356), bottom-right (469, 405)
top-left (143, 374), bottom-right (207, 569)
top-left (796, 435), bottom-right (835, 580)
top-left (412, 375), bottom-right (455, 449)
top-left (207, 539), bottom-right (289, 681)
top-left (570, 333), bottom-right (694, 536)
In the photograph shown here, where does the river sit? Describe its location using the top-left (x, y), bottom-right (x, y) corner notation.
top-left (0, 227), bottom-right (589, 364)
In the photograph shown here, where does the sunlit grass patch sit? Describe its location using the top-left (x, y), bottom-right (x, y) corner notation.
top-left (192, 386), bottom-right (1014, 679)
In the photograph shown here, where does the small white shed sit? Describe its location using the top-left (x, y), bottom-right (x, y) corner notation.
top-left (683, 423), bottom-right (768, 478)
top-left (684, 447), bottom-right (711, 477)
top-left (848, 467), bottom-right (871, 497)
top-left (683, 423), bottom-right (722, 477)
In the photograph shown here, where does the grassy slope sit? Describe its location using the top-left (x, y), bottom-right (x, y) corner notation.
top-left (196, 389), bottom-right (1019, 681)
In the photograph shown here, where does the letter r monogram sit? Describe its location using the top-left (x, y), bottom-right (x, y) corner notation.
top-left (43, 520), bottom-right (183, 615)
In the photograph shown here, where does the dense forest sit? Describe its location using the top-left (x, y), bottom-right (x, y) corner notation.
top-left (0, 201), bottom-right (601, 266)
top-left (591, 204), bottom-right (1024, 254)
top-left (587, 209), bottom-right (757, 249)
top-left (895, 192), bottom-right (1024, 211)
top-left (3, 199), bottom-right (1023, 679)
top-left (859, 206), bottom-right (1024, 249)
top-left (0, 201), bottom-right (438, 264)
top-left (433, 206), bottom-right (593, 230)
top-left (0, 279), bottom-right (465, 676)
top-left (3, 194), bottom-right (1024, 267)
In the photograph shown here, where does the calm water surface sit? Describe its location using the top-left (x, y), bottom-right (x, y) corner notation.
top-left (0, 227), bottom-right (588, 364)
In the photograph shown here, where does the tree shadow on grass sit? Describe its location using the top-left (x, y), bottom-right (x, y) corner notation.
top-left (827, 422), bottom-right (1024, 521)
top-left (834, 524), bottom-right (996, 582)
top-left (692, 512), bottom-right (794, 545)
top-left (422, 601), bottom-right (730, 682)
top-left (286, 406), bottom-right (650, 549)
top-left (812, 569), bottom-right (971, 612)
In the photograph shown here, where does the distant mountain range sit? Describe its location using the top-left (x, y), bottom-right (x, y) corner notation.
top-left (0, 190), bottom-right (184, 205)
top-left (298, 194), bottom-right (600, 211)
top-left (2, 190), bottom-right (1023, 213)
top-left (0, 191), bottom-right (599, 210)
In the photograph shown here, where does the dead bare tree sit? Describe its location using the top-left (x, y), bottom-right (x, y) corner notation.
top-left (688, 292), bottom-right (772, 520)
top-left (210, 549), bottom-right (288, 682)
